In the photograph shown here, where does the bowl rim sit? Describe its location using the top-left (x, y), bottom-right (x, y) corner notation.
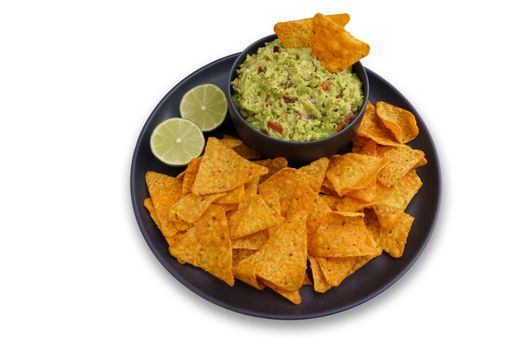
top-left (227, 33), bottom-right (370, 146)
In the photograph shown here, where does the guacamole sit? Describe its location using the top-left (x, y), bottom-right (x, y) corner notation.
top-left (232, 39), bottom-right (364, 142)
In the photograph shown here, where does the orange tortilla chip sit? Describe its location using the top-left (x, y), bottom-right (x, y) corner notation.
top-left (374, 170), bottom-right (422, 210)
top-left (192, 137), bottom-right (268, 195)
top-left (311, 13), bottom-right (369, 73)
top-left (319, 194), bottom-right (343, 211)
top-left (232, 249), bottom-right (256, 268)
top-left (310, 212), bottom-right (379, 257)
top-left (288, 183), bottom-right (331, 241)
top-left (231, 230), bottom-right (269, 250)
top-left (169, 192), bottom-right (225, 223)
top-left (220, 135), bottom-right (243, 148)
top-left (169, 205), bottom-right (234, 286)
top-left (235, 211), bottom-right (308, 292)
top-left (376, 101), bottom-right (419, 144)
top-left (308, 255), bottom-right (332, 293)
top-left (145, 171), bottom-right (183, 239)
top-left (215, 185), bottom-right (245, 204)
top-left (260, 278), bottom-right (302, 304)
top-left (377, 146), bottom-right (425, 187)
top-left (234, 143), bottom-right (261, 160)
top-left (298, 157), bottom-right (329, 193)
top-left (372, 205), bottom-right (403, 231)
top-left (255, 157), bottom-right (288, 181)
top-left (143, 197), bottom-right (161, 229)
top-left (378, 211), bottom-right (414, 258)
top-left (228, 193), bottom-right (282, 239)
top-left (357, 102), bottom-right (400, 146)
top-left (352, 135), bottom-right (378, 156)
top-left (316, 252), bottom-right (381, 287)
top-left (336, 196), bottom-right (370, 212)
top-left (325, 153), bottom-right (386, 195)
top-left (181, 157), bottom-right (201, 195)
top-left (346, 180), bottom-right (378, 202)
top-left (274, 13), bottom-right (350, 48)
top-left (259, 168), bottom-right (306, 215)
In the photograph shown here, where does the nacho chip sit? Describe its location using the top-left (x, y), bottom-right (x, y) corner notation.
top-left (372, 205), bottom-right (403, 231)
top-left (319, 194), bottom-right (344, 211)
top-left (192, 137), bottom-right (268, 195)
top-left (357, 102), bottom-right (400, 146)
top-left (378, 211), bottom-right (414, 258)
top-left (376, 101), bottom-right (419, 144)
top-left (374, 170), bottom-right (422, 210)
top-left (169, 205), bottom-right (234, 286)
top-left (311, 13), bottom-right (369, 73)
top-left (215, 185), bottom-right (245, 204)
top-left (336, 196), bottom-right (370, 212)
top-left (233, 257), bottom-right (265, 290)
top-left (308, 255), bottom-right (332, 293)
top-left (261, 188), bottom-right (281, 215)
top-left (259, 168), bottom-right (306, 215)
top-left (346, 180), bottom-right (378, 202)
top-left (260, 278), bottom-right (302, 304)
top-left (255, 157), bottom-right (288, 181)
top-left (231, 230), bottom-right (269, 250)
top-left (274, 13), bottom-right (350, 48)
top-left (377, 146), bottom-right (425, 187)
top-left (303, 274), bottom-right (312, 286)
top-left (228, 194), bottom-right (282, 239)
top-left (352, 135), bottom-right (378, 156)
top-left (181, 157), bottom-right (201, 195)
top-left (220, 135), bottom-right (243, 148)
top-left (232, 249), bottom-right (256, 268)
top-left (310, 212), bottom-right (379, 257)
top-left (143, 197), bottom-right (161, 229)
top-left (288, 183), bottom-right (331, 241)
top-left (316, 252), bottom-right (381, 287)
top-left (236, 211), bottom-right (308, 292)
top-left (172, 219), bottom-right (192, 232)
top-left (325, 153), bottom-right (386, 195)
top-left (169, 192), bottom-right (225, 224)
top-left (297, 157), bottom-right (329, 193)
top-left (234, 143), bottom-right (261, 160)
top-left (145, 171), bottom-right (183, 239)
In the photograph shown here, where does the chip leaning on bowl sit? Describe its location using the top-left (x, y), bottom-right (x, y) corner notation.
top-left (231, 39), bottom-right (364, 142)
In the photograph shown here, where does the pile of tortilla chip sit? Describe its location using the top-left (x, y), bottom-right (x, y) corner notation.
top-left (274, 12), bottom-right (370, 73)
top-left (144, 102), bottom-right (425, 303)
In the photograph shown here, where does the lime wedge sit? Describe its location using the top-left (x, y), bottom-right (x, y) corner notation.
top-left (180, 83), bottom-right (228, 132)
top-left (150, 118), bottom-right (205, 166)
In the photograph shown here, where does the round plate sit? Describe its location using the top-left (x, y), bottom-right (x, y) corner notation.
top-left (130, 53), bottom-right (441, 320)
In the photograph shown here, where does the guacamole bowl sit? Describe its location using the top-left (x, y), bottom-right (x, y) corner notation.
top-left (227, 34), bottom-right (369, 164)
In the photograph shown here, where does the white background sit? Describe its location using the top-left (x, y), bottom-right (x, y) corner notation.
top-left (1, 0), bottom-right (523, 348)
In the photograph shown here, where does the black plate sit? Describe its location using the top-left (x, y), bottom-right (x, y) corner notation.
top-left (130, 53), bottom-right (441, 320)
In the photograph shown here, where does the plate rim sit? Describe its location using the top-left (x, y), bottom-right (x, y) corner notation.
top-left (130, 53), bottom-right (442, 320)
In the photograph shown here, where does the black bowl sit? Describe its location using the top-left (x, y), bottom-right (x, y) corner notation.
top-left (227, 34), bottom-right (369, 164)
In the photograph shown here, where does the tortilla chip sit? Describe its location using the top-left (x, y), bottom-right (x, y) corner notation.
top-left (235, 211), bottom-right (308, 292)
top-left (233, 257), bottom-right (265, 290)
top-left (310, 212), bottom-right (379, 257)
top-left (414, 155), bottom-right (428, 168)
top-left (319, 194), bottom-right (343, 211)
top-left (215, 185), bottom-right (245, 204)
top-left (231, 230), bottom-right (269, 250)
top-left (255, 157), bottom-right (288, 182)
top-left (377, 146), bottom-right (425, 187)
top-left (220, 135), bottom-right (243, 148)
top-left (336, 196), bottom-right (370, 212)
top-left (143, 197), bottom-right (161, 229)
top-left (234, 143), bottom-right (261, 160)
top-left (192, 137), bottom-right (268, 195)
top-left (232, 249), bottom-right (256, 268)
top-left (169, 192), bottom-right (225, 224)
top-left (376, 101), bottom-right (419, 144)
top-left (317, 252), bottom-right (381, 287)
top-left (303, 274), bottom-right (312, 286)
top-left (372, 205), bottom-right (403, 231)
top-left (325, 153), bottom-right (386, 195)
top-left (288, 183), bottom-right (331, 241)
top-left (378, 211), bottom-right (414, 258)
top-left (308, 255), bottom-right (332, 293)
top-left (346, 180), bottom-right (378, 202)
top-left (259, 168), bottom-right (306, 215)
top-left (373, 170), bottom-right (422, 210)
top-left (274, 13), bottom-right (350, 48)
top-left (298, 157), bottom-right (329, 193)
top-left (352, 135), bottom-right (378, 156)
top-left (169, 205), bottom-right (234, 286)
top-left (261, 188), bottom-right (281, 216)
top-left (357, 102), bottom-right (400, 146)
top-left (260, 278), bottom-right (302, 304)
top-left (145, 171), bottom-right (183, 239)
top-left (181, 157), bottom-right (201, 195)
top-left (311, 13), bottom-right (369, 73)
top-left (228, 194), bottom-right (282, 239)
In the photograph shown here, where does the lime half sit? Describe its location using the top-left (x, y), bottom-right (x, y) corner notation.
top-left (150, 118), bottom-right (205, 166)
top-left (180, 83), bottom-right (227, 132)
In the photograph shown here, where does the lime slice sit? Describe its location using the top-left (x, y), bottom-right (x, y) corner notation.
top-left (150, 118), bottom-right (205, 166)
top-left (180, 83), bottom-right (227, 132)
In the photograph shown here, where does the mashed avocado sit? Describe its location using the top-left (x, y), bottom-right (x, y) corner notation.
top-left (232, 39), bottom-right (363, 142)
